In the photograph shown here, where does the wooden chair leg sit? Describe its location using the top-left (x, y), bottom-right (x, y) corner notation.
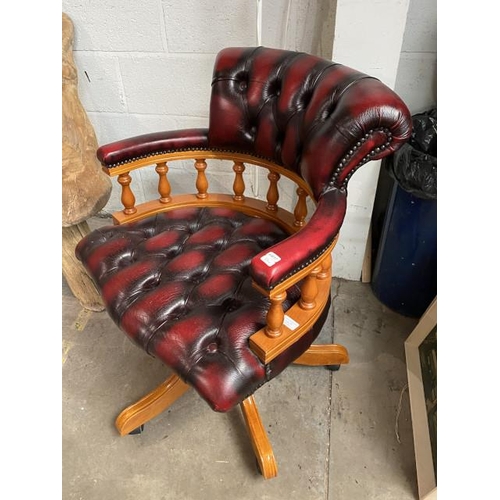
top-left (293, 344), bottom-right (350, 367)
top-left (115, 374), bottom-right (190, 436)
top-left (240, 395), bottom-right (278, 479)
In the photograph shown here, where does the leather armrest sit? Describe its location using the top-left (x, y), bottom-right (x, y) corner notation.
top-left (96, 128), bottom-right (209, 168)
top-left (250, 188), bottom-right (347, 291)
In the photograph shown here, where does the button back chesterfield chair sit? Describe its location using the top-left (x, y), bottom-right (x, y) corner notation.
top-left (75, 46), bottom-right (411, 479)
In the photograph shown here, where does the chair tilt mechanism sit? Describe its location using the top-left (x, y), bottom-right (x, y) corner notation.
top-left (76, 46), bottom-right (411, 479)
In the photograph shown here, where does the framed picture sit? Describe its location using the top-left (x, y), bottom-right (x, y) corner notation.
top-left (405, 297), bottom-right (437, 500)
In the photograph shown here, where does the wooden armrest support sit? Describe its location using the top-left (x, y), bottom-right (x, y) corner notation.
top-left (249, 274), bottom-right (331, 363)
top-left (249, 241), bottom-right (336, 364)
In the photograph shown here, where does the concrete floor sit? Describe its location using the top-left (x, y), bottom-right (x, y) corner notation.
top-left (62, 239), bottom-right (419, 499)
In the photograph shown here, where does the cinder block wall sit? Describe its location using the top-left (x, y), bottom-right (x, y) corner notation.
top-left (395, 0), bottom-right (437, 113)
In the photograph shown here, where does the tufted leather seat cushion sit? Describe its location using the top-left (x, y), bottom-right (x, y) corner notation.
top-left (76, 207), bottom-right (328, 412)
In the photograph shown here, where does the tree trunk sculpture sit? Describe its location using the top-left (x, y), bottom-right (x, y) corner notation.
top-left (62, 12), bottom-right (112, 311)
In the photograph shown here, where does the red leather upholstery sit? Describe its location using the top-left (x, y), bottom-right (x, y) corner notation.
top-left (76, 207), bottom-right (328, 411)
top-left (76, 47), bottom-right (412, 412)
top-left (209, 47), bottom-right (410, 197)
top-left (97, 128), bottom-right (209, 168)
top-left (250, 188), bottom-right (347, 291)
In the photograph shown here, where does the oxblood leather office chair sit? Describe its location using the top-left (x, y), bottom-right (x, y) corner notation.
top-left (76, 46), bottom-right (411, 479)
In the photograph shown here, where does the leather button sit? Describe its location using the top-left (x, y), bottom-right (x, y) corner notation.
top-left (239, 81), bottom-right (248, 91)
top-left (207, 342), bottom-right (218, 353)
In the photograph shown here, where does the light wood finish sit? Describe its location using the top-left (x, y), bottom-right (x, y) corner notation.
top-left (111, 193), bottom-right (299, 234)
top-left (405, 298), bottom-right (437, 499)
top-left (240, 396), bottom-right (278, 479)
top-left (232, 161), bottom-right (246, 201)
top-left (155, 162), bottom-right (171, 203)
top-left (293, 344), bottom-right (349, 366)
top-left (250, 276), bottom-right (330, 363)
top-left (118, 172), bottom-right (137, 215)
top-left (266, 170), bottom-right (280, 212)
top-left (250, 247), bottom-right (334, 363)
top-left (422, 487), bottom-right (437, 500)
top-left (317, 252), bottom-right (332, 280)
top-left (299, 266), bottom-right (321, 310)
top-left (62, 222), bottom-right (105, 312)
top-left (115, 374), bottom-right (190, 436)
top-left (293, 187), bottom-right (308, 227)
top-left (265, 291), bottom-right (287, 338)
top-left (102, 150), bottom-right (315, 202)
top-left (194, 159), bottom-right (208, 199)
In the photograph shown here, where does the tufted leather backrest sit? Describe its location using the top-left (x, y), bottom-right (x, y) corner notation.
top-left (208, 47), bottom-right (411, 198)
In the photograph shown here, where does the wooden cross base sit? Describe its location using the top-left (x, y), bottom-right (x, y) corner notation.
top-left (114, 343), bottom-right (349, 479)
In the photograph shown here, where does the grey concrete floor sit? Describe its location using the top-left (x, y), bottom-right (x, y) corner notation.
top-left (63, 246), bottom-right (419, 499)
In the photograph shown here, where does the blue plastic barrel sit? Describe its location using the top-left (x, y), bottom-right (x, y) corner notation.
top-left (371, 180), bottom-right (437, 318)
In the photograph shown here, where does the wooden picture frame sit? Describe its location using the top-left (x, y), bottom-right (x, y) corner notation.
top-left (405, 297), bottom-right (437, 500)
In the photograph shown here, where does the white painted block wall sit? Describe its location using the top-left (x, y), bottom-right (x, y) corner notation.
top-left (395, 0), bottom-right (437, 113)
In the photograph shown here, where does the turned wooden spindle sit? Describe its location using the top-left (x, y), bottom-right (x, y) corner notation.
top-left (266, 170), bottom-right (280, 212)
top-left (232, 161), bottom-right (246, 201)
top-left (293, 187), bottom-right (308, 227)
top-left (317, 253), bottom-right (332, 280)
top-left (299, 266), bottom-right (321, 310)
top-left (155, 162), bottom-right (171, 203)
top-left (117, 172), bottom-right (137, 215)
top-left (195, 159), bottom-right (208, 199)
top-left (265, 291), bottom-right (287, 338)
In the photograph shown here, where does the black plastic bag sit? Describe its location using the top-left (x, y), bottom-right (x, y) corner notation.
top-left (388, 108), bottom-right (437, 200)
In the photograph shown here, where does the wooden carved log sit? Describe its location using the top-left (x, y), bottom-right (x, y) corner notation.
top-left (62, 13), bottom-right (112, 311)
top-left (62, 222), bottom-right (104, 311)
top-left (62, 13), bottom-right (111, 227)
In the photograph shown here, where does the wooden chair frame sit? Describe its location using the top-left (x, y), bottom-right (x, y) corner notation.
top-left (105, 150), bottom-right (350, 479)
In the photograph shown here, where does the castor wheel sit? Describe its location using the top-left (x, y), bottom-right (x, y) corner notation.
top-left (128, 424), bottom-right (144, 435)
top-left (326, 364), bottom-right (340, 371)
